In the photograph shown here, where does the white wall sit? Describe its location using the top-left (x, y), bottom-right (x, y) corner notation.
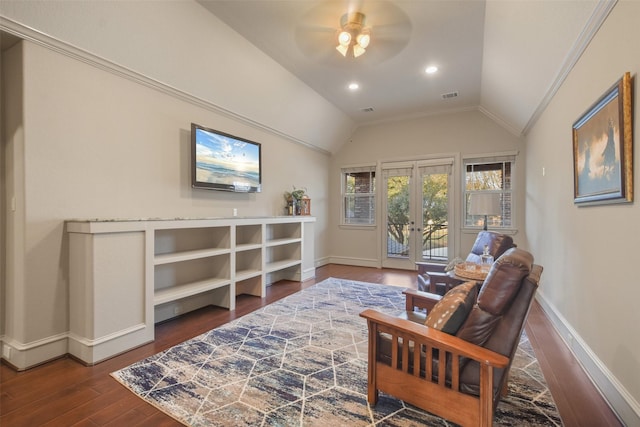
top-left (0, 38), bottom-right (6, 341)
top-left (329, 110), bottom-right (525, 266)
top-left (2, 39), bottom-right (332, 368)
top-left (525, 1), bottom-right (640, 423)
top-left (0, 35), bottom-right (4, 340)
top-left (0, 0), bottom-right (345, 369)
top-left (1, 42), bottom-right (24, 348)
top-left (0, 0), bottom-right (354, 153)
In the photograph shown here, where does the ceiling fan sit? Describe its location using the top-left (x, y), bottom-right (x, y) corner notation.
top-left (293, 1), bottom-right (412, 66)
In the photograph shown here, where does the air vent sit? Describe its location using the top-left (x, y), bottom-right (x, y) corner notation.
top-left (441, 91), bottom-right (459, 99)
top-left (361, 107), bottom-right (375, 112)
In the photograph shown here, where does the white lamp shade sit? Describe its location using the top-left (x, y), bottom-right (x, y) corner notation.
top-left (338, 31), bottom-right (351, 46)
top-left (352, 44), bottom-right (366, 57)
top-left (357, 32), bottom-right (370, 48)
top-left (469, 193), bottom-right (500, 216)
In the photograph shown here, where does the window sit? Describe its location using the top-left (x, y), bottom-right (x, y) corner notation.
top-left (341, 166), bottom-right (376, 225)
top-left (464, 154), bottom-right (515, 229)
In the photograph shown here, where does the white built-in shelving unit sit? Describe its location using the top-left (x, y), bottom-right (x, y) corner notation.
top-left (66, 216), bottom-right (315, 364)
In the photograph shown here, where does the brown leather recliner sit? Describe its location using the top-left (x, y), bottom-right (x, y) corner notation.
top-left (418, 231), bottom-right (515, 294)
top-left (361, 247), bottom-right (542, 427)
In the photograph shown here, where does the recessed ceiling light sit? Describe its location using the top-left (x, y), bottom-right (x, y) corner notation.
top-left (348, 82), bottom-right (360, 90)
top-left (425, 66), bottom-right (438, 74)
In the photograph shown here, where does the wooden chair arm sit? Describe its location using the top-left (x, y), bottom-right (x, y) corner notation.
top-left (402, 289), bottom-right (441, 312)
top-left (426, 271), bottom-right (466, 286)
top-left (415, 261), bottom-right (445, 274)
top-left (360, 308), bottom-right (509, 368)
top-left (417, 270), bottom-right (467, 294)
top-left (361, 308), bottom-right (510, 426)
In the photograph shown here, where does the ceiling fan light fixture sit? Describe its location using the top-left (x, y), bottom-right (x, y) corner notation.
top-left (335, 11), bottom-right (371, 58)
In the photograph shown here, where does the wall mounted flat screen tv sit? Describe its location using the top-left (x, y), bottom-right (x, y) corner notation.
top-left (191, 123), bottom-right (262, 192)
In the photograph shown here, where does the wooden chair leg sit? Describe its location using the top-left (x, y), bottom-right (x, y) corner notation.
top-left (367, 321), bottom-right (379, 406)
top-left (368, 386), bottom-right (379, 405)
top-left (480, 365), bottom-right (495, 427)
top-left (501, 372), bottom-right (510, 397)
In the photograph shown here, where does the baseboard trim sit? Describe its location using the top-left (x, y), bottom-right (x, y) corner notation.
top-left (68, 327), bottom-right (154, 366)
top-left (1, 322), bottom-right (154, 369)
top-left (535, 293), bottom-right (640, 426)
top-left (326, 256), bottom-right (380, 268)
top-left (1, 334), bottom-right (68, 371)
top-left (301, 266), bottom-right (316, 281)
top-left (314, 256), bottom-right (331, 268)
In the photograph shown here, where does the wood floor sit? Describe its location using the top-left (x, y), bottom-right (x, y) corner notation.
top-left (0, 264), bottom-right (622, 426)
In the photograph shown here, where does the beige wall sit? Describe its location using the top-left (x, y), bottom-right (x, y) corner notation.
top-left (1, 42), bottom-right (24, 344)
top-left (329, 110), bottom-right (525, 266)
top-left (525, 1), bottom-right (640, 422)
top-left (0, 0), bottom-right (353, 153)
top-left (2, 39), bottom-right (331, 366)
top-left (0, 36), bottom-right (4, 339)
top-left (0, 0), bottom-right (342, 368)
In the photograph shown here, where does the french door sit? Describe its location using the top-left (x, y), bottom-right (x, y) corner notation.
top-left (381, 159), bottom-right (453, 270)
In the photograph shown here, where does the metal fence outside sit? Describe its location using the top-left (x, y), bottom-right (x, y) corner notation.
top-left (386, 222), bottom-right (448, 261)
top-left (422, 222), bottom-right (448, 261)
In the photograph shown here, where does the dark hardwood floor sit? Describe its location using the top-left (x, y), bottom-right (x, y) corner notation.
top-left (0, 264), bottom-right (621, 426)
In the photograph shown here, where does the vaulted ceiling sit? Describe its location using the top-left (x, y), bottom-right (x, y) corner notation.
top-left (199, 0), bottom-right (610, 136)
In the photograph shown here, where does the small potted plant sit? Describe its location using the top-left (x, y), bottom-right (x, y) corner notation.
top-left (284, 187), bottom-right (307, 215)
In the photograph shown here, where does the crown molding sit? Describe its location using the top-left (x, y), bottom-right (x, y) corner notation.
top-left (476, 106), bottom-right (524, 138)
top-left (354, 105), bottom-right (481, 130)
top-left (0, 17), bottom-right (331, 156)
top-left (522, 0), bottom-right (618, 135)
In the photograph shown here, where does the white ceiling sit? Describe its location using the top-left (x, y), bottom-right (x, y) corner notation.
top-left (198, 0), bottom-right (608, 136)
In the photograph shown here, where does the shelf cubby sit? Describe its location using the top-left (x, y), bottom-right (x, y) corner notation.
top-left (154, 254), bottom-right (231, 306)
top-left (236, 224), bottom-right (262, 250)
top-left (266, 264), bottom-right (302, 285)
top-left (265, 222), bottom-right (301, 245)
top-left (236, 275), bottom-right (262, 297)
top-left (235, 248), bottom-right (262, 281)
top-left (155, 226), bottom-right (230, 257)
top-left (266, 240), bottom-right (301, 265)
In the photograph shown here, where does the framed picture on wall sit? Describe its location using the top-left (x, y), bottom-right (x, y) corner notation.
top-left (572, 72), bottom-right (634, 206)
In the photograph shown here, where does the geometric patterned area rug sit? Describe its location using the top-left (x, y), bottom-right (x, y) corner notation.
top-left (111, 278), bottom-right (562, 426)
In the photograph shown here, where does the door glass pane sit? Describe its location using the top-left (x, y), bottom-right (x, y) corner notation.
top-left (421, 173), bottom-right (448, 261)
top-left (386, 175), bottom-right (410, 258)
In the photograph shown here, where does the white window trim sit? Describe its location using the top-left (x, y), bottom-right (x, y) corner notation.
top-left (462, 151), bottom-right (517, 232)
top-left (340, 164), bottom-right (377, 227)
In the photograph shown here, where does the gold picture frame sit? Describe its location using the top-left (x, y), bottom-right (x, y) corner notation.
top-left (572, 72), bottom-right (634, 206)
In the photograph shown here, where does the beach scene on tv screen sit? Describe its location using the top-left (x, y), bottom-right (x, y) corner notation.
top-left (195, 128), bottom-right (260, 188)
